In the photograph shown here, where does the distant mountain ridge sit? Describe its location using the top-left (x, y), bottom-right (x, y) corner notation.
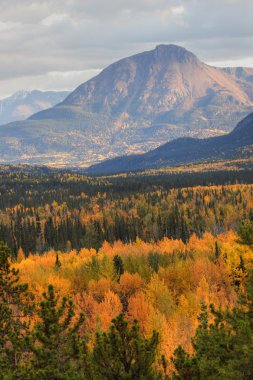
top-left (86, 113), bottom-right (253, 174)
top-left (0, 90), bottom-right (69, 125)
top-left (0, 45), bottom-right (253, 167)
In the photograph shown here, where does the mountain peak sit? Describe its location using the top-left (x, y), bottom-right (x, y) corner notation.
top-left (12, 90), bottom-right (32, 100)
top-left (0, 90), bottom-right (69, 125)
top-left (1, 45), bottom-right (253, 168)
top-left (153, 44), bottom-right (198, 62)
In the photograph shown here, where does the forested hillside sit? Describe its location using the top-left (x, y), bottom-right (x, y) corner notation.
top-left (87, 112), bottom-right (253, 174)
top-left (0, 166), bottom-right (253, 255)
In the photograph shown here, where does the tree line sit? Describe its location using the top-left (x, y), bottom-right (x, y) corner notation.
top-left (1, 181), bottom-right (252, 256)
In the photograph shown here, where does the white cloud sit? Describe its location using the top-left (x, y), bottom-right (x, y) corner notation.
top-left (172, 6), bottom-right (185, 15)
top-left (42, 14), bottom-right (69, 27)
top-left (0, 21), bottom-right (20, 32)
top-left (0, 69), bottom-right (101, 99)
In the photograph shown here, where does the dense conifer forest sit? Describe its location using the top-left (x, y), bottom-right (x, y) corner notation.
top-left (0, 165), bottom-right (253, 379)
top-left (1, 165), bottom-right (253, 255)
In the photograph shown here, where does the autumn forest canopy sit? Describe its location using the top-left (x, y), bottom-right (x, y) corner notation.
top-left (1, 0), bottom-right (253, 377)
top-left (1, 165), bottom-right (253, 379)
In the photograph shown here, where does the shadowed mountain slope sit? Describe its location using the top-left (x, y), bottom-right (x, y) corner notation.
top-left (87, 113), bottom-right (253, 174)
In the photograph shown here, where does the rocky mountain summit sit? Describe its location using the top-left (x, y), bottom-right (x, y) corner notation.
top-left (0, 45), bottom-right (253, 167)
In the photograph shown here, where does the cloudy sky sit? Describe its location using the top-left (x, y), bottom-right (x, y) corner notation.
top-left (0, 0), bottom-right (252, 98)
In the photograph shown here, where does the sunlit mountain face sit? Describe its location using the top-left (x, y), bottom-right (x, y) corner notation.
top-left (0, 45), bottom-right (253, 167)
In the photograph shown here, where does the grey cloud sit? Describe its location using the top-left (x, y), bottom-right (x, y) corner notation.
top-left (0, 0), bottom-right (252, 98)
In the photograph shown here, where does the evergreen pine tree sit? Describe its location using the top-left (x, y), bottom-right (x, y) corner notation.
top-left (238, 219), bottom-right (253, 246)
top-left (170, 345), bottom-right (200, 380)
top-left (35, 214), bottom-right (44, 254)
top-left (55, 252), bottom-right (62, 270)
top-left (0, 241), bottom-right (31, 377)
top-left (113, 255), bottom-right (124, 282)
top-left (29, 285), bottom-right (89, 380)
top-left (170, 272), bottom-right (253, 379)
top-left (92, 313), bottom-right (161, 380)
top-left (215, 241), bottom-right (220, 261)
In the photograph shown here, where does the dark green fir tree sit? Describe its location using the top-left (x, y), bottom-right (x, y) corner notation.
top-left (28, 285), bottom-right (90, 380)
top-left (92, 313), bottom-right (162, 380)
top-left (0, 241), bottom-right (32, 378)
